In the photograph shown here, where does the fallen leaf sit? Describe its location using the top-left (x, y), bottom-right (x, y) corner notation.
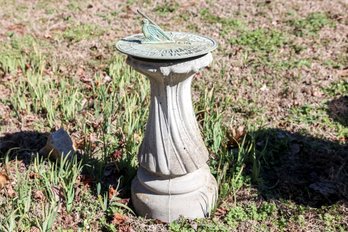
top-left (108, 186), bottom-right (118, 200)
top-left (339, 137), bottom-right (346, 143)
top-left (30, 226), bottom-right (40, 232)
top-left (227, 125), bottom-right (246, 147)
top-left (112, 150), bottom-right (123, 160)
top-left (80, 175), bottom-right (94, 187)
top-left (0, 172), bottom-right (9, 189)
top-left (103, 74), bottom-right (112, 83)
top-left (133, 133), bottom-right (142, 144)
top-left (29, 172), bottom-right (40, 179)
top-left (6, 23), bottom-right (26, 34)
top-left (111, 212), bottom-right (127, 225)
top-left (118, 224), bottom-right (134, 232)
top-left (61, 214), bottom-right (74, 225)
top-left (215, 207), bottom-right (227, 218)
top-left (6, 184), bottom-right (16, 198)
top-left (118, 198), bottom-right (130, 205)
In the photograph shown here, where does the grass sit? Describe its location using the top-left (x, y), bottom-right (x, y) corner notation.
top-left (287, 12), bottom-right (336, 36)
top-left (0, 0), bottom-right (347, 231)
top-left (323, 80), bottom-right (348, 97)
top-left (229, 29), bottom-right (285, 53)
top-left (0, 35), bottom-right (47, 74)
top-left (289, 101), bottom-right (348, 139)
top-left (62, 24), bottom-right (105, 42)
top-left (154, 2), bottom-right (179, 16)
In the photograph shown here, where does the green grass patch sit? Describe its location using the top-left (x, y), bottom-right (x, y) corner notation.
top-left (154, 2), bottom-right (179, 16)
top-left (226, 202), bottom-right (277, 228)
top-left (290, 104), bottom-right (330, 125)
top-left (289, 104), bottom-right (348, 139)
top-left (0, 35), bottom-right (48, 74)
top-left (323, 80), bottom-right (348, 97)
top-left (272, 58), bottom-right (312, 71)
top-left (288, 12), bottom-right (335, 36)
top-left (323, 57), bottom-right (347, 70)
top-left (62, 24), bottom-right (105, 42)
top-left (229, 28), bottom-right (285, 53)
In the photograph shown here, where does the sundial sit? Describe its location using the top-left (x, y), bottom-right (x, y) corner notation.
top-left (116, 10), bottom-right (218, 223)
top-left (116, 10), bottom-right (217, 60)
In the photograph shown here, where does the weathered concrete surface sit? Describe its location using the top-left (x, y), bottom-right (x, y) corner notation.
top-left (128, 53), bottom-right (218, 222)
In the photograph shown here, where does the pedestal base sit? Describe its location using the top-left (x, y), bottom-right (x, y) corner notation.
top-left (131, 165), bottom-right (218, 222)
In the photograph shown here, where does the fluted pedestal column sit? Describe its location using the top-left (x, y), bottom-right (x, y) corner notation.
top-left (127, 53), bottom-right (218, 222)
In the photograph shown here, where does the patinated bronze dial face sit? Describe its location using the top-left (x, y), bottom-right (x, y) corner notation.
top-left (116, 32), bottom-right (217, 60)
top-left (116, 10), bottom-right (217, 60)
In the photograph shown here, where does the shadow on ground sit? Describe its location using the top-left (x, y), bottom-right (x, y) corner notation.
top-left (327, 95), bottom-right (348, 127)
top-left (0, 130), bottom-right (135, 200)
top-left (0, 131), bottom-right (49, 164)
top-left (252, 127), bottom-right (347, 208)
top-left (1, 125), bottom-right (347, 209)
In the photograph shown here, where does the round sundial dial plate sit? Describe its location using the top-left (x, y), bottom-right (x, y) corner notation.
top-left (116, 32), bottom-right (217, 60)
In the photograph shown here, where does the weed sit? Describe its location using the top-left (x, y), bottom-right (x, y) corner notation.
top-left (225, 202), bottom-right (277, 228)
top-left (225, 206), bottom-right (248, 227)
top-left (319, 212), bottom-right (345, 231)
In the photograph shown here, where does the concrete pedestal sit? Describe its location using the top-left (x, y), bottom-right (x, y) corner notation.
top-left (127, 53), bottom-right (218, 222)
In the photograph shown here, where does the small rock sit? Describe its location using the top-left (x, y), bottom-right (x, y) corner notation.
top-left (40, 128), bottom-right (75, 160)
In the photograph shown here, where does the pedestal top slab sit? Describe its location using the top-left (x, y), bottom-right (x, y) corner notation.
top-left (116, 32), bottom-right (217, 60)
top-left (127, 53), bottom-right (213, 78)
